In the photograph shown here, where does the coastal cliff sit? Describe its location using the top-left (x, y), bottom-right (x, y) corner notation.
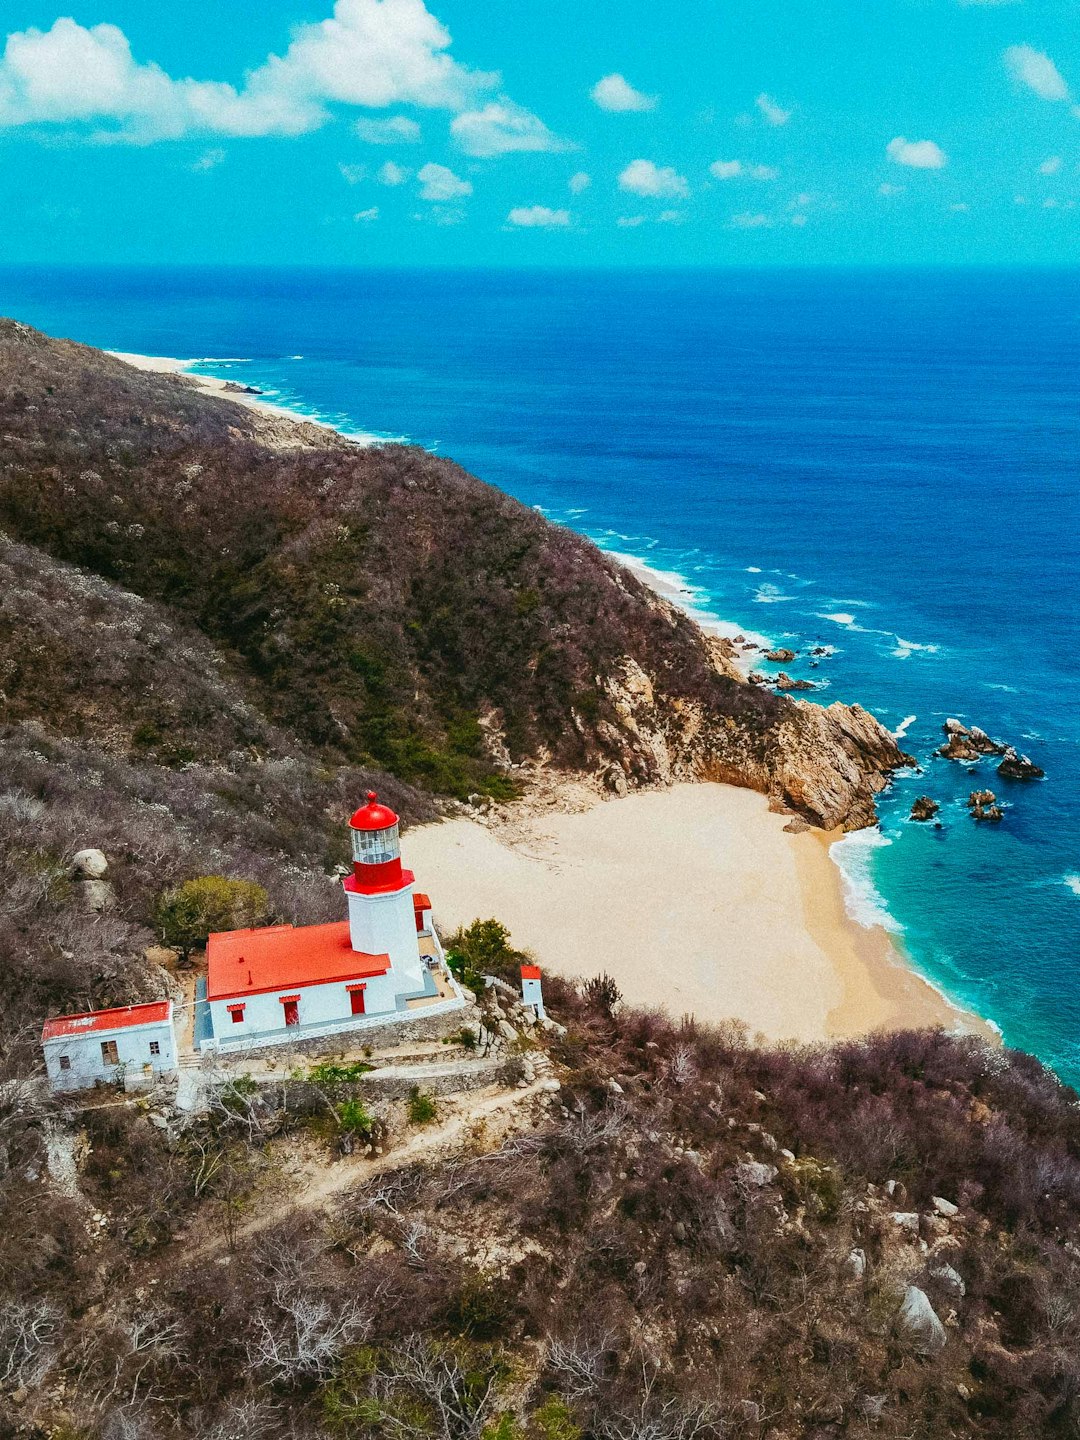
top-left (0, 319), bottom-right (904, 832)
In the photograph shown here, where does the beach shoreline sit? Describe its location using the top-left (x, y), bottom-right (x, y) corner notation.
top-left (107, 347), bottom-right (993, 1047)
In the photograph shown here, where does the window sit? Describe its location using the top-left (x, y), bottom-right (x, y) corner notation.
top-left (59, 1055), bottom-right (71, 1071)
top-left (349, 986), bottom-right (366, 1016)
top-left (281, 997), bottom-right (300, 1027)
top-left (101, 1039), bottom-right (119, 1066)
top-left (227, 1004), bottom-right (246, 1025)
top-left (352, 823), bottom-right (400, 866)
top-left (149, 1041), bottom-right (161, 1056)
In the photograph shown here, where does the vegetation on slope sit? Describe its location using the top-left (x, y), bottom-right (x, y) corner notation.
top-left (4, 977), bottom-right (1080, 1439)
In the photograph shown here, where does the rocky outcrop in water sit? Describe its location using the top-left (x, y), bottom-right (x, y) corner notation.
top-left (969, 790), bottom-right (1003, 823)
top-left (763, 648), bottom-right (797, 663)
top-left (774, 672), bottom-right (817, 692)
top-left (910, 796), bottom-right (940, 822)
top-left (938, 719), bottom-right (1006, 762)
top-left (997, 747), bottom-right (1045, 781)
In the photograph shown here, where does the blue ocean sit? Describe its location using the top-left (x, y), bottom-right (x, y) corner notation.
top-left (3, 266), bottom-right (1079, 1082)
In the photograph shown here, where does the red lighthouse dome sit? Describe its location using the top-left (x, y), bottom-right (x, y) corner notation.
top-left (349, 791), bottom-right (399, 832)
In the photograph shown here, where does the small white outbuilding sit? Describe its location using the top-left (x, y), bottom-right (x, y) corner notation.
top-left (41, 1000), bottom-right (178, 1093)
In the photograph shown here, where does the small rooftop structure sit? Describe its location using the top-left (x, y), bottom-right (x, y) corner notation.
top-left (520, 964), bottom-right (545, 1020)
top-left (42, 999), bottom-right (172, 1041)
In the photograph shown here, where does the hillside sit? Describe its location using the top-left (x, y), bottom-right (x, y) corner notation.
top-left (4, 970), bottom-right (1080, 1440)
top-left (0, 319), bottom-right (905, 828)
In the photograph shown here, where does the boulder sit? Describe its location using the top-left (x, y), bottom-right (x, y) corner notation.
top-left (774, 672), bottom-right (816, 692)
top-left (603, 764), bottom-right (629, 797)
top-left (897, 1285), bottom-right (947, 1355)
top-left (929, 1262), bottom-right (966, 1299)
top-left (910, 796), bottom-right (940, 822)
top-left (931, 1195), bottom-right (959, 1218)
top-left (846, 1247), bottom-right (867, 1279)
top-left (763, 648), bottom-right (797, 663)
top-left (997, 747), bottom-right (1045, 781)
top-left (72, 847), bottom-right (108, 879)
top-left (81, 878), bottom-right (115, 913)
top-left (734, 1161), bottom-right (778, 1188)
top-left (968, 790), bottom-right (1004, 824)
top-left (889, 1211), bottom-right (920, 1234)
top-left (497, 1019), bottom-right (519, 1042)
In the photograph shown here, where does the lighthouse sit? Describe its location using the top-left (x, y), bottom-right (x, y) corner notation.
top-left (343, 792), bottom-right (426, 991)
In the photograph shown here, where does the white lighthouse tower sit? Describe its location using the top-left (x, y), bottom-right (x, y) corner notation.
top-left (343, 792), bottom-right (426, 991)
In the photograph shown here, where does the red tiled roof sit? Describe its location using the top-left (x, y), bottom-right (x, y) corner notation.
top-left (42, 1000), bottom-right (172, 1042)
top-left (206, 921), bottom-right (391, 1002)
top-left (413, 893), bottom-right (432, 910)
top-left (520, 965), bottom-right (542, 981)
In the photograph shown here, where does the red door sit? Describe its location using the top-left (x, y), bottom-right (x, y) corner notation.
top-left (282, 998), bottom-right (299, 1027)
top-left (350, 987), bottom-right (366, 1016)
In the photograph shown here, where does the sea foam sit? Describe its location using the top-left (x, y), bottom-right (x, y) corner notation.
top-left (830, 829), bottom-right (903, 933)
top-left (1065, 875), bottom-right (1080, 899)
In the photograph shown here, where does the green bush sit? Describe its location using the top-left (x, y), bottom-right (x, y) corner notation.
top-left (337, 1098), bottom-right (375, 1136)
top-left (153, 874), bottom-right (269, 959)
top-left (308, 1060), bottom-right (375, 1083)
top-left (407, 1087), bottom-right (437, 1125)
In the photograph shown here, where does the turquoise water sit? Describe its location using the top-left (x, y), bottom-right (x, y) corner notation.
top-left (2, 266), bottom-right (1079, 1082)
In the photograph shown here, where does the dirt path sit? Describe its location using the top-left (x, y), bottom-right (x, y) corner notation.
top-left (184, 1077), bottom-right (552, 1263)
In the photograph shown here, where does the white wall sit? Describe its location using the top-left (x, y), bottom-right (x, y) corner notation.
top-left (43, 1015), bottom-right (177, 1093)
top-left (208, 965), bottom-right (405, 1045)
top-left (345, 883), bottom-right (426, 990)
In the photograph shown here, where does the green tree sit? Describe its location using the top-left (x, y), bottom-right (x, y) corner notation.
top-left (153, 875), bottom-right (269, 960)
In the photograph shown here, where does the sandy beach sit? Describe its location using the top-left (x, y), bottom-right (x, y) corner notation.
top-left (407, 782), bottom-right (992, 1046)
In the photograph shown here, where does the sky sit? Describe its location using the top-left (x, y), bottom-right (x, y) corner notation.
top-left (2, 0), bottom-right (1080, 265)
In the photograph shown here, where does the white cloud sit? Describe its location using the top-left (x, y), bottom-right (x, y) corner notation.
top-left (354, 113), bottom-right (421, 143)
top-left (1039, 155), bottom-right (1063, 175)
top-left (568, 170), bottom-right (591, 194)
top-left (354, 205), bottom-right (379, 220)
top-left (657, 209), bottom-right (685, 224)
top-left (339, 161), bottom-right (367, 183)
top-left (709, 159), bottom-right (776, 181)
top-left (0, 1), bottom-right (519, 142)
top-left (790, 192), bottom-right (813, 208)
top-left (790, 212), bottom-right (808, 227)
top-left (507, 205), bottom-right (570, 227)
top-left (886, 136), bottom-right (948, 169)
top-left (190, 146), bottom-right (225, 171)
top-left (590, 73), bottom-right (657, 112)
top-left (949, 202), bottom-right (970, 211)
top-left (618, 158), bottom-right (689, 198)
top-left (755, 92), bottom-right (791, 126)
top-left (878, 181), bottom-right (904, 196)
top-left (377, 159), bottom-right (409, 184)
top-left (731, 211), bottom-right (773, 229)
top-left (616, 214), bottom-right (646, 227)
top-left (417, 159), bottom-right (470, 199)
top-left (1004, 45), bottom-right (1069, 102)
top-left (450, 97), bottom-right (567, 157)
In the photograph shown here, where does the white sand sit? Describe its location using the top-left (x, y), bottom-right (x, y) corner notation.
top-left (406, 783), bottom-right (990, 1045)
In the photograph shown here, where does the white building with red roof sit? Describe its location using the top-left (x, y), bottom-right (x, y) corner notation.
top-left (197, 792), bottom-right (459, 1053)
top-left (42, 1000), bottom-right (177, 1093)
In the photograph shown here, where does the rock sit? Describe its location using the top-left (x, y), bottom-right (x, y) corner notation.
top-left (929, 1262), bottom-right (966, 1299)
top-left (764, 648), bottom-right (797, 663)
top-left (603, 764), bottom-right (629, 797)
top-left (497, 1019), bottom-right (518, 1042)
top-left (847, 1247), bottom-right (867, 1279)
top-left (910, 796), bottom-right (940, 822)
top-left (672, 1221), bottom-right (687, 1242)
top-left (997, 747), bottom-right (1045, 781)
top-left (889, 1211), bottom-right (920, 1233)
top-left (931, 1195), bottom-right (959, 1218)
top-left (783, 817), bottom-right (812, 834)
top-left (607, 1078), bottom-right (624, 1094)
top-left (538, 1078), bottom-right (561, 1092)
top-left (897, 1285), bottom-right (947, 1355)
top-left (81, 878), bottom-right (115, 912)
top-left (774, 672), bottom-right (816, 692)
top-left (734, 1161), bottom-right (778, 1188)
top-left (222, 380), bottom-right (262, 395)
top-left (884, 1179), bottom-right (906, 1200)
top-left (72, 847), bottom-right (108, 878)
top-left (968, 790), bottom-right (1004, 823)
